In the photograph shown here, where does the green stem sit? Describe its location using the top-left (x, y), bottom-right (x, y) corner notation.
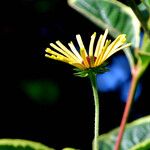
top-left (114, 66), bottom-right (140, 150)
top-left (89, 72), bottom-right (99, 150)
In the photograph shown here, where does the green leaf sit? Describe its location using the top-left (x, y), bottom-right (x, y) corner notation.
top-left (62, 148), bottom-right (78, 150)
top-left (138, 51), bottom-right (150, 64)
top-left (142, 0), bottom-right (150, 14)
top-left (0, 139), bottom-right (55, 150)
top-left (68, 0), bottom-right (141, 69)
top-left (138, 2), bottom-right (149, 21)
top-left (138, 32), bottom-right (150, 76)
top-left (97, 115), bottom-right (150, 150)
top-left (130, 139), bottom-right (150, 150)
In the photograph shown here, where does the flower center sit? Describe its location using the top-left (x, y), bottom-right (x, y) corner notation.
top-left (85, 56), bottom-right (97, 67)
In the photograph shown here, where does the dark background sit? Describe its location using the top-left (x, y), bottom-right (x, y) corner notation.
top-left (0, 0), bottom-right (150, 150)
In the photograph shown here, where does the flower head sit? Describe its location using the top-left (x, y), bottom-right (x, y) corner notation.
top-left (45, 29), bottom-right (131, 76)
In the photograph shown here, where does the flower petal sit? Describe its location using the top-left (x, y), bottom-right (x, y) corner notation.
top-left (94, 29), bottom-right (108, 66)
top-left (104, 43), bottom-right (132, 61)
top-left (56, 41), bottom-right (81, 63)
top-left (89, 32), bottom-right (96, 67)
top-left (76, 34), bottom-right (88, 57)
top-left (102, 34), bottom-right (126, 59)
top-left (68, 41), bottom-right (83, 62)
top-left (95, 39), bottom-right (111, 66)
top-left (89, 32), bottom-right (96, 57)
top-left (80, 48), bottom-right (90, 68)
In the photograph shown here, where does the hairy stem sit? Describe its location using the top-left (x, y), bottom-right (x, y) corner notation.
top-left (89, 73), bottom-right (99, 150)
top-left (114, 66), bottom-right (140, 150)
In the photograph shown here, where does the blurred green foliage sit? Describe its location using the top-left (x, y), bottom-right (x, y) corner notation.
top-left (22, 79), bottom-right (60, 104)
top-left (35, 0), bottom-right (58, 13)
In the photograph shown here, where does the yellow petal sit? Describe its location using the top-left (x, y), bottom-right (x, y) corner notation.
top-left (69, 62), bottom-right (85, 69)
top-left (80, 48), bottom-right (90, 68)
top-left (89, 32), bottom-right (96, 67)
top-left (50, 43), bottom-right (70, 58)
top-left (76, 34), bottom-right (88, 57)
top-left (89, 32), bottom-right (96, 57)
top-left (45, 48), bottom-right (67, 58)
top-left (94, 35), bottom-right (103, 58)
top-left (56, 41), bottom-right (81, 63)
top-left (102, 34), bottom-right (127, 61)
top-left (95, 39), bottom-right (111, 66)
top-left (45, 54), bottom-right (69, 63)
top-left (68, 41), bottom-right (83, 62)
top-left (104, 43), bottom-right (132, 61)
top-left (94, 29), bottom-right (108, 66)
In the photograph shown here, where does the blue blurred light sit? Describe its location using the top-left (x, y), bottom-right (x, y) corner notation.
top-left (140, 32), bottom-right (144, 48)
top-left (120, 80), bottom-right (142, 103)
top-left (97, 55), bottom-right (130, 92)
top-left (97, 70), bottom-right (119, 92)
top-left (96, 54), bottom-right (142, 102)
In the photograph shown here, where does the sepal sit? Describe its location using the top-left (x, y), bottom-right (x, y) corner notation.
top-left (73, 62), bottom-right (109, 77)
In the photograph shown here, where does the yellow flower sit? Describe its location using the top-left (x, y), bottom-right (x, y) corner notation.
top-left (45, 29), bottom-right (131, 70)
